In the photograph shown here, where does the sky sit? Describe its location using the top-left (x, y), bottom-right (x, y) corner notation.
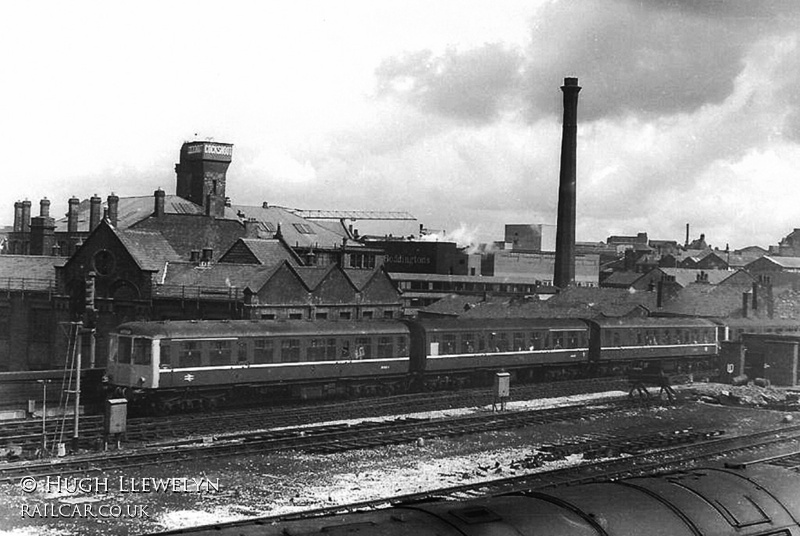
top-left (2, 0), bottom-right (800, 250)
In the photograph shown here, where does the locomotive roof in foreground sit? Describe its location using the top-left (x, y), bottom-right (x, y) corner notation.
top-left (112, 319), bottom-right (408, 339)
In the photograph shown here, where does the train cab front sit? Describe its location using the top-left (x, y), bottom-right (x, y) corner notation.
top-left (105, 328), bottom-right (159, 401)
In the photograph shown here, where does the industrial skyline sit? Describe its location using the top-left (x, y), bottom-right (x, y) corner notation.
top-left (2, 1), bottom-right (800, 249)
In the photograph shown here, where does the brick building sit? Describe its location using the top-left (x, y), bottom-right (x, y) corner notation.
top-left (0, 141), bottom-right (402, 371)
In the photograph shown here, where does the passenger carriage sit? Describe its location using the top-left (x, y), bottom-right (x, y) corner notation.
top-left (406, 318), bottom-right (591, 386)
top-left (106, 319), bottom-right (410, 410)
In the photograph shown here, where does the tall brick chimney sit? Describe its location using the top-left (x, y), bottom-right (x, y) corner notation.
top-left (13, 201), bottom-right (23, 232)
top-left (89, 194), bottom-right (102, 231)
top-left (67, 197), bottom-right (80, 233)
top-left (21, 200), bottom-right (32, 233)
top-left (107, 193), bottom-right (119, 227)
top-left (39, 198), bottom-right (50, 218)
top-left (553, 77), bottom-right (581, 289)
top-left (154, 188), bottom-right (165, 218)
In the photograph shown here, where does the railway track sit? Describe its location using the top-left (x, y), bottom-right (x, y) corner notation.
top-left (0, 377), bottom-right (629, 452)
top-left (0, 396), bottom-right (665, 482)
top-left (145, 425), bottom-right (800, 535)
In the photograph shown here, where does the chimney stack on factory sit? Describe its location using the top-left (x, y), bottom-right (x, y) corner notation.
top-left (553, 77), bottom-right (581, 289)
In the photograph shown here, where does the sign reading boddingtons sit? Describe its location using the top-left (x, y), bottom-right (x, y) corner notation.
top-left (182, 142), bottom-right (233, 162)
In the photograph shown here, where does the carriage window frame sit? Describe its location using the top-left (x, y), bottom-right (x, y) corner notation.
top-left (132, 338), bottom-right (151, 365)
top-left (179, 341), bottom-right (200, 367)
top-left (210, 340), bottom-right (232, 365)
top-left (254, 339), bottom-right (274, 363)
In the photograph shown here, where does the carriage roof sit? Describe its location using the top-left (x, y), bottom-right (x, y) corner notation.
top-left (113, 319), bottom-right (409, 339)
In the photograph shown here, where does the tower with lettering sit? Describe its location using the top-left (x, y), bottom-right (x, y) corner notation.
top-left (175, 141), bottom-right (234, 218)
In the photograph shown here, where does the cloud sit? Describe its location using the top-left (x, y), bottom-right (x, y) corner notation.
top-left (375, 43), bottom-right (525, 124)
top-left (375, 1), bottom-right (800, 125)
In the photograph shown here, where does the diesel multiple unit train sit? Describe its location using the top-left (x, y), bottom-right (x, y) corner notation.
top-left (156, 464), bottom-right (800, 536)
top-left (105, 315), bottom-right (730, 412)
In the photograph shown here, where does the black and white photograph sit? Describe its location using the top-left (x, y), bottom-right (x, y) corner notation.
top-left (2, 1), bottom-right (800, 535)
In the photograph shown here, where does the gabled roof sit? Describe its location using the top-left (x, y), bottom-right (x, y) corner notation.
top-left (156, 262), bottom-right (278, 299)
top-left (114, 228), bottom-right (182, 279)
top-left (343, 268), bottom-right (383, 291)
top-left (293, 265), bottom-right (339, 290)
top-left (660, 268), bottom-right (731, 287)
top-left (221, 238), bottom-right (303, 266)
top-left (0, 255), bottom-right (66, 290)
top-left (754, 255), bottom-right (800, 269)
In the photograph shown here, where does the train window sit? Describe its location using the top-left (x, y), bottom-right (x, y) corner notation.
top-left (132, 338), bottom-right (151, 365)
top-left (493, 333), bottom-right (508, 352)
top-left (377, 337), bottom-right (393, 358)
top-left (612, 332), bottom-right (620, 347)
top-left (160, 343), bottom-right (171, 367)
top-left (461, 334), bottom-right (475, 354)
top-left (237, 342), bottom-right (248, 363)
top-left (179, 341), bottom-right (200, 367)
top-left (513, 333), bottom-right (524, 351)
top-left (664, 330), bottom-right (671, 344)
top-left (308, 339), bottom-right (325, 361)
top-left (568, 332), bottom-right (579, 348)
top-left (339, 311), bottom-right (352, 320)
top-left (362, 311), bottom-right (374, 319)
top-left (476, 333), bottom-right (486, 352)
top-left (340, 340), bottom-right (351, 359)
top-left (397, 336), bottom-right (408, 357)
top-left (288, 312), bottom-right (303, 320)
top-left (281, 339), bottom-right (301, 362)
top-left (355, 337), bottom-right (372, 359)
top-left (646, 330), bottom-right (655, 345)
top-left (324, 339), bottom-right (337, 360)
top-left (528, 332), bottom-right (541, 350)
top-left (383, 310), bottom-right (394, 319)
top-left (210, 340), bottom-right (232, 365)
top-left (553, 332), bottom-right (564, 349)
top-left (315, 312), bottom-right (328, 320)
top-left (637, 332), bottom-right (643, 345)
top-left (118, 337), bottom-right (132, 364)
top-left (442, 334), bottom-right (456, 354)
top-left (254, 339), bottom-right (274, 363)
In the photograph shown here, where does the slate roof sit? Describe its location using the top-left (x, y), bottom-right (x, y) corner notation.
top-left (156, 262), bottom-right (278, 299)
top-left (343, 268), bottom-right (384, 291)
top-left (114, 228), bottom-right (182, 280)
top-left (657, 282), bottom-right (753, 318)
top-left (227, 238), bottom-right (303, 265)
top-left (602, 271), bottom-right (643, 288)
top-left (54, 195), bottom-right (213, 232)
top-left (226, 204), bottom-right (350, 249)
top-left (455, 287), bottom-right (657, 319)
top-left (660, 268), bottom-right (732, 287)
top-left (758, 256), bottom-right (800, 269)
top-left (417, 294), bottom-right (489, 317)
top-left (0, 255), bottom-right (66, 290)
top-left (293, 265), bottom-right (337, 290)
